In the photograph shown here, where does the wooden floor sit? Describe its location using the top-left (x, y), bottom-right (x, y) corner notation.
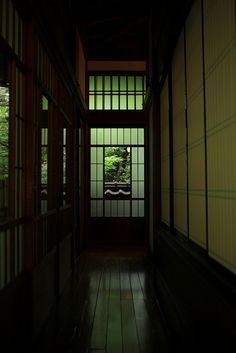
top-left (34, 252), bottom-right (172, 353)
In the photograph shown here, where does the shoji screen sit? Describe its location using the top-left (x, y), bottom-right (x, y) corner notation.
top-left (172, 31), bottom-right (188, 236)
top-left (204, 0), bottom-right (236, 273)
top-left (185, 0), bottom-right (206, 248)
top-left (160, 78), bottom-right (170, 225)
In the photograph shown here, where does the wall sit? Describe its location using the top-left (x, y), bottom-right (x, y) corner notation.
top-left (159, 0), bottom-right (236, 275)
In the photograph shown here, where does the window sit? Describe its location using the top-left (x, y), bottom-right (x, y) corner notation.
top-left (90, 128), bottom-right (145, 217)
top-left (0, 63), bottom-right (9, 223)
top-left (40, 95), bottom-right (49, 214)
top-left (89, 75), bottom-right (146, 110)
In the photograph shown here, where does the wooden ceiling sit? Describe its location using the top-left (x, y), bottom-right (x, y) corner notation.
top-left (71, 0), bottom-right (150, 61)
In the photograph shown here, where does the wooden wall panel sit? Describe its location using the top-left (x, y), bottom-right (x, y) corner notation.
top-left (160, 78), bottom-right (170, 225)
top-left (186, 0), bottom-right (206, 248)
top-left (204, 0), bottom-right (236, 273)
top-left (172, 31), bottom-right (187, 235)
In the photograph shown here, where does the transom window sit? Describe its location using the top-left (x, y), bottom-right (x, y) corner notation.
top-left (89, 75), bottom-right (146, 110)
top-left (90, 128), bottom-right (145, 218)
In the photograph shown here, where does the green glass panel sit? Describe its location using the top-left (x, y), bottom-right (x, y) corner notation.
top-left (138, 200), bottom-right (145, 217)
top-left (132, 181), bottom-right (138, 198)
top-left (89, 76), bottom-right (95, 91)
top-left (132, 147), bottom-right (138, 163)
top-left (132, 164), bottom-right (138, 180)
top-left (63, 128), bottom-right (67, 145)
top-left (96, 95), bottom-right (103, 110)
top-left (91, 182), bottom-right (97, 198)
top-left (91, 147), bottom-right (97, 163)
top-left (120, 95), bottom-right (127, 110)
top-left (117, 129), bottom-right (123, 144)
top-left (89, 95), bottom-right (95, 110)
top-left (131, 129), bottom-right (138, 145)
top-left (120, 76), bottom-right (127, 91)
top-left (136, 95), bottom-right (143, 110)
top-left (136, 77), bottom-right (143, 91)
top-left (97, 164), bottom-right (103, 180)
top-left (138, 165), bottom-right (145, 181)
top-left (128, 76), bottom-right (135, 91)
top-left (105, 200), bottom-right (111, 217)
top-left (96, 76), bottom-right (103, 91)
top-left (138, 147), bottom-right (145, 162)
top-left (138, 182), bottom-right (145, 198)
top-left (138, 129), bottom-right (144, 145)
top-left (41, 128), bottom-right (48, 145)
top-left (111, 128), bottom-right (117, 145)
top-left (132, 200), bottom-right (138, 217)
top-left (41, 146), bottom-right (48, 184)
top-left (112, 77), bottom-right (119, 91)
top-left (97, 200), bottom-right (103, 217)
top-left (104, 76), bottom-right (111, 91)
top-left (91, 165), bottom-right (96, 180)
top-left (97, 181), bottom-right (103, 198)
top-left (112, 201), bottom-right (117, 217)
top-left (118, 200), bottom-right (124, 217)
top-left (91, 129), bottom-right (97, 145)
top-left (104, 128), bottom-right (111, 144)
top-left (97, 129), bottom-right (104, 145)
top-left (112, 95), bottom-right (119, 110)
top-left (104, 95), bottom-right (111, 110)
top-left (97, 148), bottom-right (103, 163)
top-left (124, 129), bottom-right (131, 144)
top-left (42, 96), bottom-right (48, 110)
top-left (128, 95), bottom-right (135, 110)
top-left (125, 201), bottom-right (130, 217)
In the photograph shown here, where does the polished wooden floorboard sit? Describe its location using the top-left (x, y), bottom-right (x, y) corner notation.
top-left (34, 252), bottom-right (172, 353)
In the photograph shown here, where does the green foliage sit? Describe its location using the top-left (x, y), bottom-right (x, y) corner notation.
top-left (105, 147), bottom-right (130, 182)
top-left (0, 86), bottom-right (9, 181)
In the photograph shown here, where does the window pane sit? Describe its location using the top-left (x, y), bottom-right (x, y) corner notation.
top-left (91, 129), bottom-right (97, 145)
top-left (112, 200), bottom-right (117, 217)
top-left (132, 164), bottom-right (138, 180)
top-left (105, 200), bottom-right (111, 217)
top-left (120, 95), bottom-right (127, 110)
top-left (111, 129), bottom-right (117, 145)
top-left (104, 76), bottom-right (111, 91)
top-left (132, 181), bottom-right (138, 198)
top-left (89, 76), bottom-right (95, 91)
top-left (91, 147), bottom-right (97, 163)
top-left (91, 182), bottom-right (96, 198)
top-left (138, 200), bottom-right (145, 217)
top-left (96, 76), bottom-right (103, 91)
top-left (128, 95), bottom-right (135, 110)
top-left (96, 95), bottom-right (103, 110)
top-left (138, 181), bottom-right (145, 198)
top-left (124, 129), bottom-right (131, 144)
top-left (97, 129), bottom-right (104, 145)
top-left (97, 200), bottom-right (103, 217)
top-left (104, 128), bottom-right (111, 144)
top-left (131, 129), bottom-right (138, 144)
top-left (97, 181), bottom-right (103, 198)
top-left (128, 76), bottom-right (135, 90)
top-left (112, 95), bottom-right (119, 110)
top-left (132, 147), bottom-right (138, 163)
top-left (97, 164), bottom-right (103, 180)
top-left (118, 129), bottom-right (123, 144)
top-left (0, 85), bottom-right (9, 223)
top-left (112, 76), bottom-right (118, 91)
top-left (104, 95), bottom-right (111, 110)
top-left (136, 76), bottom-right (143, 91)
top-left (132, 200), bottom-right (138, 217)
top-left (120, 76), bottom-right (126, 91)
top-left (97, 147), bottom-right (103, 163)
top-left (138, 129), bottom-right (144, 145)
top-left (89, 95), bottom-right (95, 110)
top-left (138, 147), bottom-right (145, 162)
top-left (136, 95), bottom-right (143, 110)
top-left (91, 165), bottom-right (96, 180)
top-left (125, 200), bottom-right (130, 217)
top-left (138, 165), bottom-right (145, 181)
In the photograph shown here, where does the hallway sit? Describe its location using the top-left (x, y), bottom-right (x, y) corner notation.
top-left (34, 252), bottom-right (171, 353)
